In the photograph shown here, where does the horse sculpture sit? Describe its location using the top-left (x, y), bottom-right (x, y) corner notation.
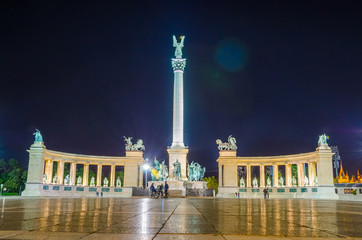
top-left (216, 135), bottom-right (237, 151)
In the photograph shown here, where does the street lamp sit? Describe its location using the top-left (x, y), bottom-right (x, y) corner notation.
top-left (143, 159), bottom-right (150, 188)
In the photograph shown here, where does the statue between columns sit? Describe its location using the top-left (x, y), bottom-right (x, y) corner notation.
top-left (173, 35), bottom-right (185, 59)
top-left (123, 136), bottom-right (145, 151)
top-left (77, 176), bottom-right (82, 185)
top-left (64, 175), bottom-right (70, 185)
top-left (103, 177), bottom-right (109, 187)
top-left (239, 177), bottom-right (245, 187)
top-left (216, 135), bottom-right (237, 151)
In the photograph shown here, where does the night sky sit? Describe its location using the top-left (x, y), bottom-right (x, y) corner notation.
top-left (1, 1), bottom-right (362, 177)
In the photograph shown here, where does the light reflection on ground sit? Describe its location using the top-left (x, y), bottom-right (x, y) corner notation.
top-left (0, 197), bottom-right (361, 239)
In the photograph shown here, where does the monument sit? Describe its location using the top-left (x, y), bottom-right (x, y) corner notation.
top-left (167, 35), bottom-right (189, 180)
top-left (148, 36), bottom-right (208, 197)
top-left (216, 134), bottom-right (338, 199)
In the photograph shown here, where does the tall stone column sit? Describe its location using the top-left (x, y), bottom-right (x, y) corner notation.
top-left (110, 164), bottom-right (115, 187)
top-left (285, 164), bottom-right (292, 187)
top-left (70, 162), bottom-right (76, 185)
top-left (83, 164), bottom-right (89, 186)
top-left (57, 161), bottom-right (64, 185)
top-left (260, 165), bottom-right (265, 187)
top-left (297, 163), bottom-right (304, 186)
top-left (168, 36), bottom-right (189, 180)
top-left (97, 164), bottom-right (102, 187)
top-left (273, 165), bottom-right (279, 187)
top-left (246, 165), bottom-right (251, 187)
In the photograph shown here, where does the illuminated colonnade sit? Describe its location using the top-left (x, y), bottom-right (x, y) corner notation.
top-left (22, 141), bottom-right (144, 196)
top-left (217, 145), bottom-right (336, 198)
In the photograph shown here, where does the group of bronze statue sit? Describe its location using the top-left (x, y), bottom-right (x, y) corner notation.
top-left (150, 158), bottom-right (206, 182)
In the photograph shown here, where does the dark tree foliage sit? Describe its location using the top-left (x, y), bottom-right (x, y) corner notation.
top-left (0, 159), bottom-right (27, 193)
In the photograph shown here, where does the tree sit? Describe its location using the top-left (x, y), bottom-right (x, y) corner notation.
top-left (0, 159), bottom-right (27, 193)
top-left (203, 176), bottom-right (218, 194)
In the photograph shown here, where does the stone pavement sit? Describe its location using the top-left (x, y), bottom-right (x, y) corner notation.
top-left (0, 197), bottom-right (362, 239)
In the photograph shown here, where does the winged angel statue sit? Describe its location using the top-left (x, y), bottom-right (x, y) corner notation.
top-left (173, 35), bottom-right (185, 59)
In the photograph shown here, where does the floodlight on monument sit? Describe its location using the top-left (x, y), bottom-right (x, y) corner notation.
top-left (143, 164), bottom-right (150, 170)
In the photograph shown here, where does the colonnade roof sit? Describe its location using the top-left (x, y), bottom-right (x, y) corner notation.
top-left (44, 149), bottom-right (128, 163)
top-left (218, 151), bottom-right (320, 164)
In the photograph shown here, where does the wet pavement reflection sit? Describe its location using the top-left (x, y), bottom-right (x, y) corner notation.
top-left (0, 197), bottom-right (361, 239)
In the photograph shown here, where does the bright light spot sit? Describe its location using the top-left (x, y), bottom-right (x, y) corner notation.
top-left (143, 164), bottom-right (149, 170)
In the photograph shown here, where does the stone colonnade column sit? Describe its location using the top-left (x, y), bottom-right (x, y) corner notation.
top-left (219, 164), bottom-right (223, 187)
top-left (308, 162), bottom-right (316, 186)
top-left (138, 165), bottom-right (143, 187)
top-left (260, 165), bottom-right (265, 187)
top-left (57, 161), bottom-right (64, 184)
top-left (70, 162), bottom-right (76, 185)
top-left (45, 159), bottom-right (53, 184)
top-left (97, 164), bottom-right (102, 187)
top-left (285, 164), bottom-right (292, 187)
top-left (273, 165), bottom-right (278, 187)
top-left (297, 163), bottom-right (304, 186)
top-left (110, 165), bottom-right (115, 187)
top-left (246, 165), bottom-right (251, 187)
top-left (83, 164), bottom-right (89, 186)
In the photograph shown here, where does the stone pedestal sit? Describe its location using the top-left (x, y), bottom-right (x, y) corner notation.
top-left (167, 148), bottom-right (189, 180)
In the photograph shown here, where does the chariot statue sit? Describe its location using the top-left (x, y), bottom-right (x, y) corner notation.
top-left (318, 134), bottom-right (328, 146)
top-left (77, 176), bottom-right (82, 185)
top-left (103, 177), bottom-right (109, 187)
top-left (123, 136), bottom-right (145, 151)
top-left (43, 174), bottom-right (47, 183)
top-left (304, 176), bottom-right (309, 186)
top-left (292, 176), bottom-right (297, 186)
top-left (239, 177), bottom-right (245, 187)
top-left (90, 176), bottom-right (95, 186)
top-left (266, 177), bottom-right (272, 187)
top-left (52, 175), bottom-right (58, 184)
top-left (173, 35), bottom-right (185, 59)
top-left (216, 135), bottom-right (237, 151)
top-left (33, 129), bottom-right (43, 142)
top-left (64, 175), bottom-right (70, 185)
top-left (116, 177), bottom-right (122, 187)
top-left (278, 176), bottom-right (284, 187)
top-left (173, 159), bottom-right (181, 180)
top-left (252, 177), bottom-right (258, 187)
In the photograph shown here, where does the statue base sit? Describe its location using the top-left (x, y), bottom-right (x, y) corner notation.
top-left (147, 180), bottom-right (210, 197)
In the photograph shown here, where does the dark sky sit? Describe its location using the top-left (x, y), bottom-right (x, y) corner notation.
top-left (1, 1), bottom-right (362, 177)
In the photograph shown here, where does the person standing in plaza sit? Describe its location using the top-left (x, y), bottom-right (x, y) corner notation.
top-left (263, 188), bottom-right (267, 199)
top-left (164, 181), bottom-right (169, 198)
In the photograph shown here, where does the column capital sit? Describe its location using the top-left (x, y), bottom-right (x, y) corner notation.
top-left (171, 58), bottom-right (186, 71)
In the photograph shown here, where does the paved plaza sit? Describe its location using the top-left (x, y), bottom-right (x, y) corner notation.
top-left (0, 197), bottom-right (361, 239)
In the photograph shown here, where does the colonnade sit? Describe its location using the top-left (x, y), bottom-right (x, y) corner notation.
top-left (217, 146), bottom-right (334, 188)
top-left (237, 162), bottom-right (317, 187)
top-left (24, 141), bottom-right (145, 192)
top-left (43, 160), bottom-right (126, 187)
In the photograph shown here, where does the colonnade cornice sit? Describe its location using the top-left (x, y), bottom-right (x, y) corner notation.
top-left (44, 149), bottom-right (127, 161)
